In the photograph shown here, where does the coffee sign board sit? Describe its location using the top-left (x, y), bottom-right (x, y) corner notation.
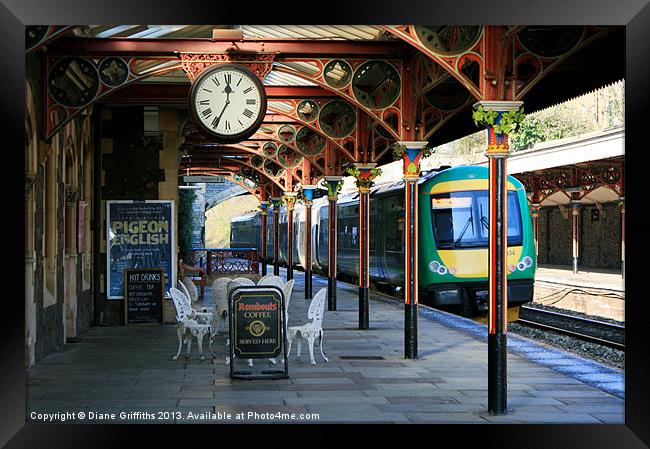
top-left (124, 269), bottom-right (164, 325)
top-left (230, 287), bottom-right (283, 359)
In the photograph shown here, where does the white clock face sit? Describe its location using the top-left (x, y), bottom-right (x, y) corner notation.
top-left (192, 66), bottom-right (265, 139)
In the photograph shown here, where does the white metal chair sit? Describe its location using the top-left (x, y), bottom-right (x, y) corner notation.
top-left (258, 274), bottom-right (283, 288)
top-left (286, 288), bottom-right (328, 364)
top-left (178, 279), bottom-right (214, 317)
top-left (170, 287), bottom-right (216, 361)
top-left (211, 277), bottom-right (232, 334)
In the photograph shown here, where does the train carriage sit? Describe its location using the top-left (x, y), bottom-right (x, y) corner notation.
top-left (229, 165), bottom-right (535, 316)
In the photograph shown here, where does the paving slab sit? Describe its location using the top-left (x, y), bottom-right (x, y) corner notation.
top-left (26, 269), bottom-right (624, 424)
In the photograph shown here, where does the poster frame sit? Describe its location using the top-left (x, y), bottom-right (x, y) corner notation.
top-left (106, 200), bottom-right (176, 299)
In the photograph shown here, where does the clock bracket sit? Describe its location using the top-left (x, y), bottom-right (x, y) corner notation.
top-left (180, 53), bottom-right (276, 83)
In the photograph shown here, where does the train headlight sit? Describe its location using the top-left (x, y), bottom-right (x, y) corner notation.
top-left (508, 264), bottom-right (516, 273)
top-left (522, 256), bottom-right (533, 268)
top-left (517, 261), bottom-right (526, 271)
top-left (429, 261), bottom-right (440, 272)
top-left (438, 266), bottom-right (447, 275)
top-left (448, 267), bottom-right (456, 275)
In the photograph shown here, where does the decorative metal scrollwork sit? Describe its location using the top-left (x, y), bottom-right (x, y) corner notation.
top-left (318, 100), bottom-right (356, 138)
top-left (296, 127), bottom-right (327, 156)
top-left (601, 165), bottom-right (621, 185)
top-left (413, 26), bottom-right (482, 56)
top-left (352, 61), bottom-right (401, 109)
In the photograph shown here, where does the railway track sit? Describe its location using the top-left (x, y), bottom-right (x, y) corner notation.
top-left (516, 305), bottom-right (625, 349)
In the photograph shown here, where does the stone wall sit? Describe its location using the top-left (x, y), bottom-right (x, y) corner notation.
top-left (537, 202), bottom-right (621, 269)
top-left (99, 107), bottom-right (180, 325)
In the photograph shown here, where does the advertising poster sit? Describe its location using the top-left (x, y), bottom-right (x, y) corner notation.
top-left (106, 200), bottom-right (175, 299)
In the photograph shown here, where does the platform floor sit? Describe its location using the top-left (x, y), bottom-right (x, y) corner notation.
top-left (536, 264), bottom-right (624, 292)
top-left (27, 270), bottom-right (624, 424)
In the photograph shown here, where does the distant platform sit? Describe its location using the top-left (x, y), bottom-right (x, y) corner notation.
top-left (534, 265), bottom-right (624, 322)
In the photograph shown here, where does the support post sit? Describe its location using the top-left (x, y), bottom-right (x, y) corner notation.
top-left (324, 176), bottom-right (342, 311)
top-left (271, 197), bottom-right (281, 276)
top-left (283, 192), bottom-right (298, 281)
top-left (531, 203), bottom-right (541, 257)
top-left (475, 100), bottom-right (523, 415)
top-left (300, 186), bottom-right (317, 299)
top-left (398, 141), bottom-right (429, 359)
top-left (571, 199), bottom-right (581, 274)
top-left (260, 201), bottom-right (269, 276)
top-left (351, 163), bottom-right (379, 330)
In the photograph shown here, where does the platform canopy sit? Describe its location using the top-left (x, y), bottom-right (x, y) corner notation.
top-left (32, 24), bottom-right (624, 196)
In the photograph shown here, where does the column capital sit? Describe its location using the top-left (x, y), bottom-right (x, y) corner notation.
top-left (348, 163), bottom-right (380, 191)
top-left (323, 176), bottom-right (343, 200)
top-left (473, 100), bottom-right (524, 112)
top-left (259, 200), bottom-right (269, 215)
top-left (283, 191), bottom-right (298, 210)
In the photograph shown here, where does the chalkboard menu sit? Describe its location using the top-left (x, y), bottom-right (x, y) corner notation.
top-left (230, 287), bottom-right (284, 359)
top-left (124, 269), bottom-right (164, 325)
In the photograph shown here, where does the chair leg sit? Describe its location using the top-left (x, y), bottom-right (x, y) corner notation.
top-left (284, 335), bottom-right (293, 363)
top-left (296, 337), bottom-right (302, 360)
top-left (197, 330), bottom-right (205, 361)
top-left (208, 328), bottom-right (217, 359)
top-left (185, 334), bottom-right (193, 358)
top-left (319, 329), bottom-right (329, 362)
top-left (247, 359), bottom-right (254, 367)
top-left (307, 333), bottom-right (316, 365)
top-left (173, 326), bottom-right (184, 361)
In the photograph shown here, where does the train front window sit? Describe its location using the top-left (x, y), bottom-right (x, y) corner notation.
top-left (431, 191), bottom-right (522, 249)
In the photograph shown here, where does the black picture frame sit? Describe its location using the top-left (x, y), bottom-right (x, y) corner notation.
top-left (5, 1), bottom-right (649, 447)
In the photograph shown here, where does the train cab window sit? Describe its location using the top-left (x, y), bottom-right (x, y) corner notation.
top-left (431, 190), bottom-right (522, 249)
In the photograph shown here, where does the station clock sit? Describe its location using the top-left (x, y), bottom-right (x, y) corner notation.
top-left (189, 64), bottom-right (267, 144)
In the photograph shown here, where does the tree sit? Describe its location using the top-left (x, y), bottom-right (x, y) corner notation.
top-left (178, 189), bottom-right (196, 260)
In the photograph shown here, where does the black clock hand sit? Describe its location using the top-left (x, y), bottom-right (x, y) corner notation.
top-left (212, 94), bottom-right (230, 128)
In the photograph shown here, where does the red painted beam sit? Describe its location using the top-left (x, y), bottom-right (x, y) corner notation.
top-left (48, 37), bottom-right (407, 57)
top-left (102, 84), bottom-right (335, 106)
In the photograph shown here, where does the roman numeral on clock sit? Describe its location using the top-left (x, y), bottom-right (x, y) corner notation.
top-left (224, 121), bottom-right (231, 131)
top-left (201, 108), bottom-right (212, 118)
top-left (242, 109), bottom-right (254, 119)
top-left (199, 100), bottom-right (209, 105)
top-left (246, 99), bottom-right (256, 105)
top-left (243, 87), bottom-right (253, 94)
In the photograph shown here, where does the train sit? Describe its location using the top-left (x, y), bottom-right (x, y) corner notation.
top-left (230, 165), bottom-right (536, 316)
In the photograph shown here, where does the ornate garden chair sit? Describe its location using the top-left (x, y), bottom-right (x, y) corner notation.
top-left (286, 288), bottom-right (328, 365)
top-left (179, 278), bottom-right (214, 317)
top-left (170, 287), bottom-right (216, 361)
top-left (210, 277), bottom-right (232, 334)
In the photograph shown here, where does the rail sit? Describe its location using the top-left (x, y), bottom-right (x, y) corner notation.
top-left (185, 248), bottom-right (259, 275)
top-left (517, 305), bottom-right (625, 349)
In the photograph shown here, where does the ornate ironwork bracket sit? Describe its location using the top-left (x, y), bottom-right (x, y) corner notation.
top-left (179, 53), bottom-right (276, 82)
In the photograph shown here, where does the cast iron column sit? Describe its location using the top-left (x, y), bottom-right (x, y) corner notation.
top-left (271, 197), bottom-right (281, 276)
top-left (324, 176), bottom-right (342, 311)
top-left (399, 141), bottom-right (428, 359)
top-left (571, 199), bottom-right (581, 274)
top-left (477, 100), bottom-right (522, 415)
top-left (301, 186), bottom-right (316, 299)
top-left (531, 204), bottom-right (541, 257)
top-left (284, 192), bottom-right (298, 281)
top-left (353, 163), bottom-right (378, 330)
top-left (260, 200), bottom-right (269, 276)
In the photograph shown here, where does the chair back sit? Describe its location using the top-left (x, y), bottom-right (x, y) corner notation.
top-left (177, 280), bottom-right (192, 305)
top-left (258, 274), bottom-right (284, 289)
top-left (170, 287), bottom-right (192, 322)
top-left (307, 288), bottom-right (327, 329)
top-left (211, 277), bottom-right (232, 316)
top-left (282, 279), bottom-right (295, 312)
top-left (181, 277), bottom-right (199, 303)
top-left (228, 278), bottom-right (255, 293)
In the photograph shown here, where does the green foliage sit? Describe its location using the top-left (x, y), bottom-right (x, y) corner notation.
top-left (345, 166), bottom-right (383, 189)
top-left (472, 105), bottom-right (498, 127)
top-left (510, 117), bottom-right (545, 151)
top-left (493, 108), bottom-right (525, 135)
top-left (178, 189), bottom-right (196, 251)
